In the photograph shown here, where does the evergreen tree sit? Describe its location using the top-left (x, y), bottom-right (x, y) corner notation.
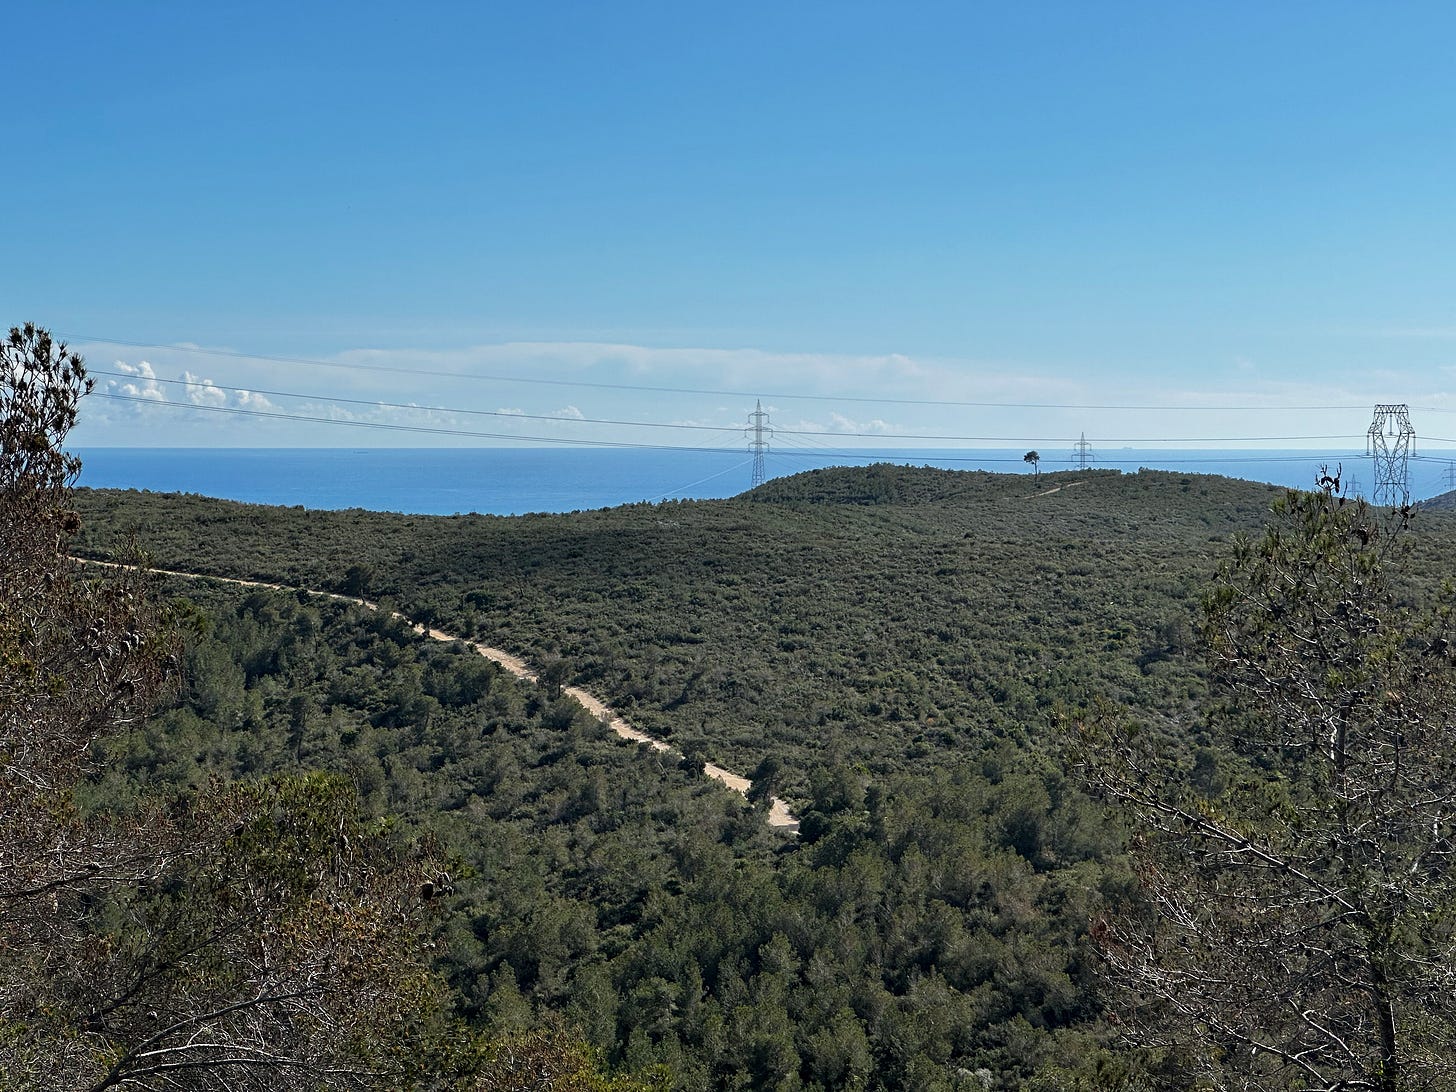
top-left (1069, 486), bottom-right (1456, 1090)
top-left (0, 325), bottom-right (453, 1091)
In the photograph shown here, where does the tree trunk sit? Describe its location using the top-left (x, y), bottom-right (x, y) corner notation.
top-left (1372, 961), bottom-right (1399, 1092)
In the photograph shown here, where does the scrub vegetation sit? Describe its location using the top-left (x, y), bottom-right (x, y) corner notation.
top-left (13, 324), bottom-right (1456, 1088)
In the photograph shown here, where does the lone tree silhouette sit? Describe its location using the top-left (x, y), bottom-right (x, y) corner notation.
top-left (1023, 450), bottom-right (1040, 481)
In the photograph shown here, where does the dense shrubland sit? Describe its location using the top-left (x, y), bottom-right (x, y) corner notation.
top-left (75, 466), bottom-right (1291, 792)
top-left (0, 327), bottom-right (657, 1092)
top-left (88, 578), bottom-right (1121, 1088)
top-left (71, 460), bottom-right (1456, 1088)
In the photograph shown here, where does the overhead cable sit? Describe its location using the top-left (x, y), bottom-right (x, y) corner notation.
top-left (68, 332), bottom-right (1376, 413)
top-left (88, 369), bottom-right (1375, 447)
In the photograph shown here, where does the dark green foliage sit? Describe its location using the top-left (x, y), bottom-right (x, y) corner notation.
top-left (74, 466), bottom-right (1292, 796)
top-left (0, 326), bottom-right (463, 1092)
top-left (1067, 489), bottom-right (1456, 1089)
top-left (83, 575), bottom-right (1124, 1089)
top-left (72, 462), bottom-right (1456, 1088)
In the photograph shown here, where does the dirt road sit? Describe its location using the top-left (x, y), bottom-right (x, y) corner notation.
top-left (82, 559), bottom-right (800, 833)
top-left (1030, 479), bottom-right (1084, 498)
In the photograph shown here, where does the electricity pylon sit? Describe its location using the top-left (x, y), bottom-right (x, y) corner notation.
top-left (1366, 404), bottom-right (1414, 506)
top-left (1071, 433), bottom-right (1094, 470)
top-left (747, 400), bottom-right (772, 488)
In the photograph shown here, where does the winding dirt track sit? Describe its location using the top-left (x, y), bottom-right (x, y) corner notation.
top-left (1030, 479), bottom-right (1085, 498)
top-left (81, 560), bottom-right (799, 833)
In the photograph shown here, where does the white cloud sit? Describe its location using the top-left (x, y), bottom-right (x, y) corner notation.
top-left (284, 399), bottom-right (477, 438)
top-left (78, 337), bottom-right (1454, 452)
top-left (297, 401), bottom-right (362, 423)
top-left (334, 341), bottom-right (966, 401)
top-left (180, 372), bottom-right (280, 414)
top-left (235, 389), bottom-right (278, 411)
top-left (183, 371), bottom-right (227, 407)
top-left (107, 360), bottom-right (165, 401)
top-left (827, 412), bottom-right (892, 434)
top-left (773, 413), bottom-right (903, 438)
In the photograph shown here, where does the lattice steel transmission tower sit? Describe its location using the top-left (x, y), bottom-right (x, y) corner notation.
top-left (1366, 404), bottom-right (1415, 506)
top-left (747, 399), bottom-right (772, 488)
top-left (1071, 432), bottom-right (1095, 470)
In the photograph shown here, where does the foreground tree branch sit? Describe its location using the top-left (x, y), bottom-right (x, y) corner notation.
top-left (1065, 485), bottom-right (1456, 1091)
top-left (0, 324), bottom-right (455, 1091)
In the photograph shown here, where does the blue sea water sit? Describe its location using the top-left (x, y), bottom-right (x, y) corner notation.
top-left (74, 447), bottom-right (1439, 517)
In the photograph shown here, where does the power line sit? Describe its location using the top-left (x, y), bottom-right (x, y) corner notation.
top-left (95, 393), bottom-right (744, 453)
top-left (86, 368), bottom-right (1373, 447)
top-left (640, 458), bottom-right (755, 505)
top-left (106, 391), bottom-right (1026, 465)
top-left (66, 332), bottom-right (1377, 413)
top-left (88, 368), bottom-right (745, 436)
top-left (98, 390), bottom-right (1456, 503)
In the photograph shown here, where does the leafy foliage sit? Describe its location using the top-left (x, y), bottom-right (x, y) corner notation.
top-left (71, 454), bottom-right (1456, 1088)
top-left (0, 325), bottom-right (462, 1092)
top-left (1067, 488), bottom-right (1456, 1090)
top-left (74, 466), bottom-right (1291, 794)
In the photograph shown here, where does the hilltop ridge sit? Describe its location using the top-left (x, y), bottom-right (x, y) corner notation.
top-left (75, 464), bottom-right (1297, 785)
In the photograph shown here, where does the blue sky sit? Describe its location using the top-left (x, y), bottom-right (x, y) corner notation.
top-left (6, 2), bottom-right (1456, 452)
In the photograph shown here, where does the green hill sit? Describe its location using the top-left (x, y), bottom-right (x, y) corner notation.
top-left (1419, 486), bottom-right (1456, 510)
top-left (76, 466), bottom-right (1292, 789)
top-left (70, 464), bottom-right (1456, 1089)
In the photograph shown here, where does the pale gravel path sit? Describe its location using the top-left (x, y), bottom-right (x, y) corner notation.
top-left (1029, 479), bottom-right (1085, 498)
top-left (82, 559), bottom-right (800, 833)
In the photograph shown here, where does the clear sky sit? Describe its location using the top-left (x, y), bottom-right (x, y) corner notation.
top-left (6, 2), bottom-right (1456, 453)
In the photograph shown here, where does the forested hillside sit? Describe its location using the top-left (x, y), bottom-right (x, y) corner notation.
top-left (71, 466), bottom-right (1456, 1088)
top-left (77, 466), bottom-right (1292, 790)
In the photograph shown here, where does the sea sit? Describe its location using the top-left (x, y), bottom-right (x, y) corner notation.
top-left (73, 447), bottom-right (1444, 517)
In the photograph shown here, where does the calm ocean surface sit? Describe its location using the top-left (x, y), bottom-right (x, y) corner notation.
top-left (75, 447), bottom-right (1435, 517)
